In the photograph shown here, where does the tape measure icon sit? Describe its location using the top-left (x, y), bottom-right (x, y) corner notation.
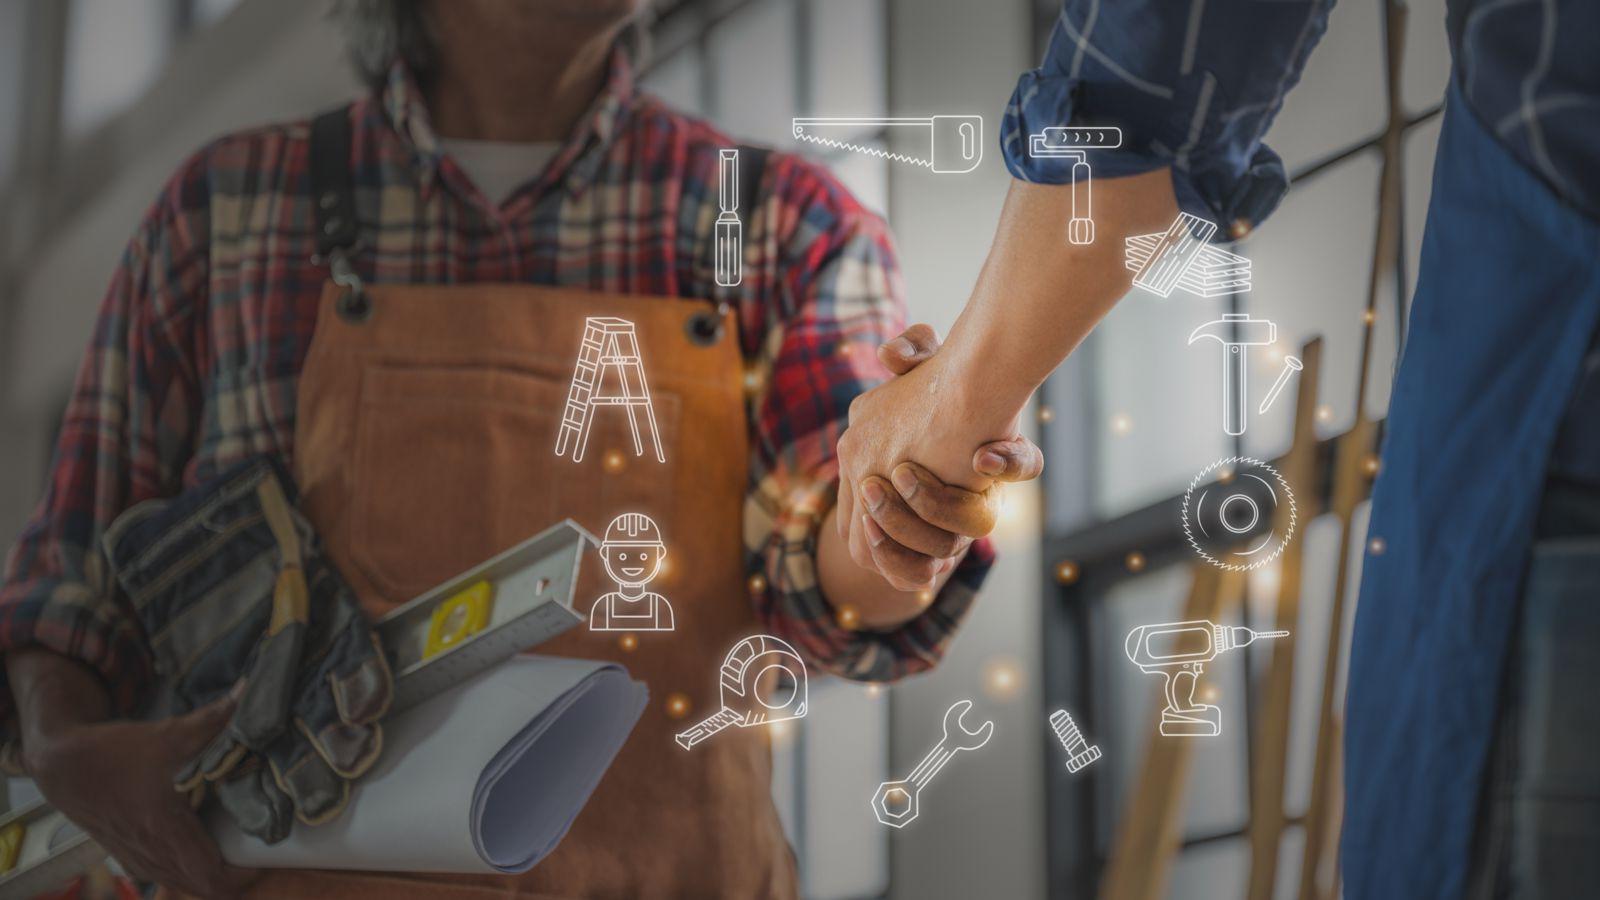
top-left (675, 634), bottom-right (809, 750)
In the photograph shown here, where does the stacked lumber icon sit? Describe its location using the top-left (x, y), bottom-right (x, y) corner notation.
top-left (1125, 212), bottom-right (1253, 298)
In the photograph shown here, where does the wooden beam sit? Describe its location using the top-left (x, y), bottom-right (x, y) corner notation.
top-left (1298, 4), bottom-right (1409, 895)
top-left (1245, 338), bottom-right (1325, 900)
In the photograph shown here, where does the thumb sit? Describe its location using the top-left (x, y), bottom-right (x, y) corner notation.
top-left (166, 695), bottom-right (237, 760)
top-left (972, 435), bottom-right (1044, 483)
top-left (877, 323), bottom-right (940, 376)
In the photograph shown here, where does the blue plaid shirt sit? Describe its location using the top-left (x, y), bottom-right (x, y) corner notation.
top-left (1002, 2), bottom-right (1600, 898)
top-left (1004, 0), bottom-right (1600, 226)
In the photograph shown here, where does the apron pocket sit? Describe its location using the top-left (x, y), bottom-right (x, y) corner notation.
top-left (351, 362), bottom-right (568, 603)
top-left (349, 361), bottom-right (683, 606)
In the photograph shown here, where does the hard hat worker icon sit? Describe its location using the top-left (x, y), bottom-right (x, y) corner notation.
top-left (590, 513), bottom-right (675, 632)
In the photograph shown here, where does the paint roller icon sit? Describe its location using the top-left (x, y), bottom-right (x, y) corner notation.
top-left (1028, 126), bottom-right (1122, 244)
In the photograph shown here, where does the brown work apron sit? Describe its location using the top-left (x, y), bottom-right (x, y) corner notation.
top-left (243, 281), bottom-right (798, 898)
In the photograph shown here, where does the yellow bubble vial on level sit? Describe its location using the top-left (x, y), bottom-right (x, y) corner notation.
top-left (0, 821), bottom-right (24, 873)
top-left (424, 580), bottom-right (495, 658)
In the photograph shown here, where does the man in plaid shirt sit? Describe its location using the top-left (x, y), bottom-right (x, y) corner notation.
top-left (0, 2), bottom-right (1038, 895)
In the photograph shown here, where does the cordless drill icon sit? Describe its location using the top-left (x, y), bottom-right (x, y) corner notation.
top-left (1125, 620), bottom-right (1288, 736)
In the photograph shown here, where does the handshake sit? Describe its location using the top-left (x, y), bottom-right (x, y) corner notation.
top-left (832, 324), bottom-right (1042, 602)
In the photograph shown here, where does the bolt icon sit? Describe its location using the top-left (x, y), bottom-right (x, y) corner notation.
top-left (1049, 709), bottom-right (1101, 773)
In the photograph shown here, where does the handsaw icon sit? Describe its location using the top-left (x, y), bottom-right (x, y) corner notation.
top-left (791, 115), bottom-right (982, 174)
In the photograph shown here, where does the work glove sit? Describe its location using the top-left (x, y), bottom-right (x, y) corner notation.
top-left (102, 456), bottom-right (392, 843)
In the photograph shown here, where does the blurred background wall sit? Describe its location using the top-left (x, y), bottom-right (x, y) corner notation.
top-left (0, 0), bottom-right (1451, 897)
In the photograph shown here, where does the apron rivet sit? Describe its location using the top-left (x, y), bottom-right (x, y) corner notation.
top-left (336, 285), bottom-right (372, 322)
top-left (686, 310), bottom-right (725, 346)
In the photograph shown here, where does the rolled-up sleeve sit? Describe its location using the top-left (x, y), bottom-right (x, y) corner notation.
top-left (742, 155), bottom-right (993, 683)
top-left (1002, 0), bottom-right (1335, 230)
top-left (0, 173), bottom-right (207, 729)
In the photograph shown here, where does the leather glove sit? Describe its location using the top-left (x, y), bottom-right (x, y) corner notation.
top-left (103, 456), bottom-right (392, 843)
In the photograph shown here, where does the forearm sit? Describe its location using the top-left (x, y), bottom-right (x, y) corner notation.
top-left (6, 647), bottom-right (111, 762)
top-left (939, 169), bottom-right (1180, 436)
top-left (815, 506), bottom-right (960, 630)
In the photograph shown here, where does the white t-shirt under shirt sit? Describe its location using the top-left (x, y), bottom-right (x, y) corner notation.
top-left (438, 137), bottom-right (561, 207)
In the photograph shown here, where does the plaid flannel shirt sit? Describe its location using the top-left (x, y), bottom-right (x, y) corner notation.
top-left (1003, 0), bottom-right (1600, 226)
top-left (0, 53), bottom-right (992, 726)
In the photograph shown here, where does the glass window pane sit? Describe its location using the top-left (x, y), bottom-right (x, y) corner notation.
top-left (1263, 0), bottom-right (1386, 170)
top-left (1402, 0), bottom-right (1451, 113)
top-left (797, 679), bottom-right (889, 899)
top-left (641, 48), bottom-right (704, 115)
top-left (709, 0), bottom-right (798, 143)
top-left (1239, 152), bottom-right (1383, 460)
top-left (808, 0), bottom-right (886, 116)
top-left (0, 1), bottom-right (26, 185)
top-left (824, 144), bottom-right (889, 216)
top-left (1283, 514), bottom-right (1342, 817)
top-left (1095, 569), bottom-right (1251, 847)
top-left (193, 0), bottom-right (242, 28)
top-left (1275, 826), bottom-right (1307, 898)
top-left (63, 0), bottom-right (171, 138)
top-left (1090, 292), bottom-right (1232, 517)
top-left (1168, 837), bottom-right (1249, 900)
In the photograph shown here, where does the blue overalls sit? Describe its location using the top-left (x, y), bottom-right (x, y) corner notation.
top-left (1343, 77), bottom-right (1600, 897)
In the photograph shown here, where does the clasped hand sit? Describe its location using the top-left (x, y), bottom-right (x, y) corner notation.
top-left (835, 324), bottom-right (1041, 593)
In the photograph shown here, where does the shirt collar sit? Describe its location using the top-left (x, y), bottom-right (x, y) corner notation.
top-left (379, 50), bottom-right (635, 201)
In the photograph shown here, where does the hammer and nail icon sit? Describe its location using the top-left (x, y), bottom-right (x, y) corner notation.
top-left (1189, 313), bottom-right (1301, 435)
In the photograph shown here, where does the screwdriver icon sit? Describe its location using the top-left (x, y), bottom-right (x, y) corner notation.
top-left (715, 148), bottom-right (742, 287)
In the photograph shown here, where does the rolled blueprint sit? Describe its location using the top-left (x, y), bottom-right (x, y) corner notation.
top-left (215, 654), bottom-right (646, 873)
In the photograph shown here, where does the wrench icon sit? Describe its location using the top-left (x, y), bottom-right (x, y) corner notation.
top-left (871, 699), bottom-right (995, 828)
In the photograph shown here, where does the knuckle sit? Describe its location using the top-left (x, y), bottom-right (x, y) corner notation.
top-left (836, 431), bottom-right (858, 463)
top-left (848, 539), bottom-right (873, 571)
top-left (890, 553), bottom-right (937, 585)
top-left (996, 454), bottom-right (1025, 480)
top-left (1015, 450), bottom-right (1044, 481)
top-left (905, 322), bottom-right (937, 347)
top-left (914, 496), bottom-right (968, 531)
top-left (882, 563), bottom-right (922, 591)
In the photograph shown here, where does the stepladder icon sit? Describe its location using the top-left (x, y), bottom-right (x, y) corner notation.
top-left (554, 317), bottom-right (666, 464)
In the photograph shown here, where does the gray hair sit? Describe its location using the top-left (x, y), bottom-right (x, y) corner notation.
top-left (330, 1), bottom-right (651, 93)
top-left (331, 0), bottom-right (436, 91)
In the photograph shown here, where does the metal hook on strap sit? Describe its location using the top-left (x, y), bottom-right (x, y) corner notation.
top-left (328, 248), bottom-right (371, 322)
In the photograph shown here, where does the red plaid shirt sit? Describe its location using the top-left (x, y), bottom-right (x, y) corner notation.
top-left (0, 54), bottom-right (992, 724)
